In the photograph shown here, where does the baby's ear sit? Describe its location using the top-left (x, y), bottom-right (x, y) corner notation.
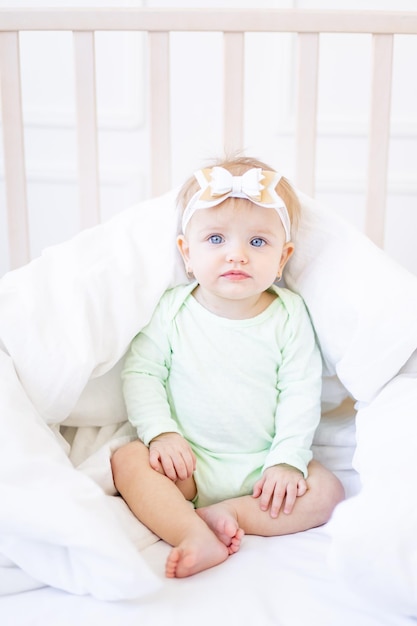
top-left (280, 241), bottom-right (294, 272)
top-left (176, 234), bottom-right (190, 265)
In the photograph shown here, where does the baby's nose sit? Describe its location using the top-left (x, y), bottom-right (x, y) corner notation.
top-left (226, 244), bottom-right (248, 263)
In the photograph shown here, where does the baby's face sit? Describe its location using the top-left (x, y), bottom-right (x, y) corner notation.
top-left (177, 198), bottom-right (294, 310)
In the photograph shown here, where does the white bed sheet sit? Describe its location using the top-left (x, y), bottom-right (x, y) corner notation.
top-left (1, 528), bottom-right (411, 626)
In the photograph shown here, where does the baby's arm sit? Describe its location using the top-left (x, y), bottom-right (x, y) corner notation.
top-left (149, 432), bottom-right (196, 481)
top-left (252, 464), bottom-right (307, 517)
top-left (263, 290), bottom-right (323, 483)
top-left (123, 294), bottom-right (182, 445)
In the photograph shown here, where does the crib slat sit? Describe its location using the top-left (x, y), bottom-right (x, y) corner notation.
top-left (365, 34), bottom-right (393, 247)
top-left (149, 31), bottom-right (171, 196)
top-left (0, 31), bottom-right (30, 269)
top-left (73, 31), bottom-right (100, 228)
top-left (223, 32), bottom-right (244, 155)
top-left (295, 33), bottom-right (319, 197)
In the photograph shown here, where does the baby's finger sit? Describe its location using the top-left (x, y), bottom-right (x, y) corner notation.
top-left (160, 455), bottom-right (177, 481)
top-left (258, 481), bottom-right (276, 512)
top-left (173, 455), bottom-right (190, 481)
top-left (283, 483), bottom-right (297, 515)
top-left (182, 449), bottom-right (197, 476)
top-left (267, 485), bottom-right (286, 518)
top-left (297, 479), bottom-right (307, 497)
top-left (252, 479), bottom-right (264, 499)
top-left (149, 447), bottom-right (163, 473)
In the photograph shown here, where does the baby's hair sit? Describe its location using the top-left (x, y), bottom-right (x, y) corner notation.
top-left (177, 155), bottom-right (301, 233)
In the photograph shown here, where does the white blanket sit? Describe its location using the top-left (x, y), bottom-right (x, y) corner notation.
top-left (1, 189), bottom-right (417, 616)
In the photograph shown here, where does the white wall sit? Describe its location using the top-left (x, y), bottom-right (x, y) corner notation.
top-left (0, 0), bottom-right (416, 276)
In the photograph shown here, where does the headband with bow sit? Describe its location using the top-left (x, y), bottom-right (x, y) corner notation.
top-left (181, 166), bottom-right (291, 241)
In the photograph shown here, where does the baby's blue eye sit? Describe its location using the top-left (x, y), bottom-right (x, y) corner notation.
top-left (250, 237), bottom-right (266, 247)
top-left (209, 235), bottom-right (224, 244)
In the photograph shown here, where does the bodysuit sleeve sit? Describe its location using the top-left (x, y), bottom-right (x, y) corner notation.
top-left (262, 290), bottom-right (322, 478)
top-left (122, 291), bottom-right (181, 446)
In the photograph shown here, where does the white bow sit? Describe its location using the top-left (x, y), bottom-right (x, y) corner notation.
top-left (209, 167), bottom-right (264, 201)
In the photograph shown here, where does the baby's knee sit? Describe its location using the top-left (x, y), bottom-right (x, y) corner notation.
top-left (324, 472), bottom-right (345, 511)
top-left (111, 440), bottom-right (146, 489)
top-left (308, 462), bottom-right (345, 525)
top-left (320, 474), bottom-right (345, 524)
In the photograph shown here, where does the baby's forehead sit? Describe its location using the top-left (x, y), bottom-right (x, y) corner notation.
top-left (200, 197), bottom-right (258, 217)
top-left (193, 200), bottom-right (284, 231)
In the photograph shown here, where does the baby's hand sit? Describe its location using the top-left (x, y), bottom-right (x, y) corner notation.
top-left (149, 432), bottom-right (196, 482)
top-left (252, 464), bottom-right (307, 518)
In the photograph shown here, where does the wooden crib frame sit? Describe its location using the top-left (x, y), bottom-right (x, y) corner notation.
top-left (1, 8), bottom-right (417, 270)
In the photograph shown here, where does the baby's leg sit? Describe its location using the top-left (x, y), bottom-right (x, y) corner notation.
top-left (111, 440), bottom-right (232, 577)
top-left (197, 460), bottom-right (344, 537)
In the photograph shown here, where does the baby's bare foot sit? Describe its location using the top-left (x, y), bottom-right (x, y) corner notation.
top-left (165, 529), bottom-right (229, 578)
top-left (197, 503), bottom-right (244, 554)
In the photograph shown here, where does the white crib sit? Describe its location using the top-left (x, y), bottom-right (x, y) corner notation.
top-left (2, 8), bottom-right (417, 269)
top-left (1, 8), bottom-right (417, 626)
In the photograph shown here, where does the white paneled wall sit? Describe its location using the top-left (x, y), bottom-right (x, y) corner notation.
top-left (0, 0), bottom-right (416, 276)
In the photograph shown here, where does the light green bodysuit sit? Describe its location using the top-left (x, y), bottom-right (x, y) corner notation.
top-left (123, 282), bottom-right (322, 507)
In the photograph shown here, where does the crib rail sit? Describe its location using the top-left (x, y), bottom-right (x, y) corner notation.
top-left (1, 8), bottom-right (417, 269)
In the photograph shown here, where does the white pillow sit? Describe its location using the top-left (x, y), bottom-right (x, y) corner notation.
top-left (0, 190), bottom-right (185, 424)
top-left (286, 192), bottom-right (417, 403)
